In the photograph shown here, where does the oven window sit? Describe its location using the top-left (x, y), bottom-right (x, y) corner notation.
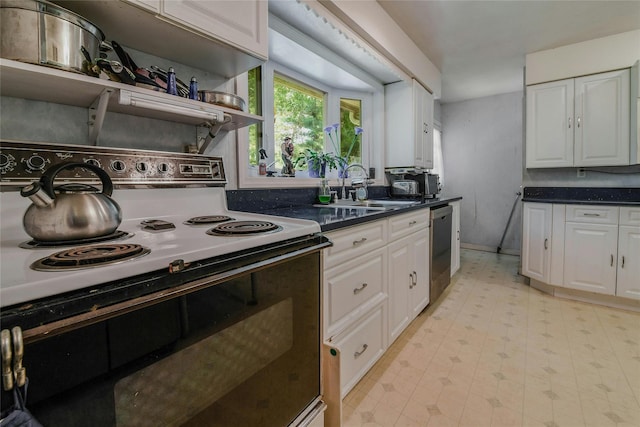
top-left (18, 252), bottom-right (321, 427)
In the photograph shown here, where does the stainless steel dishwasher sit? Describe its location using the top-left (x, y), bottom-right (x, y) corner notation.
top-left (430, 204), bottom-right (453, 305)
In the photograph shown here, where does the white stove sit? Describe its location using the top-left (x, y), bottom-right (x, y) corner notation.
top-left (0, 142), bottom-right (320, 308)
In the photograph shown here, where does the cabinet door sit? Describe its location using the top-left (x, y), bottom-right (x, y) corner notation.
top-left (414, 81), bottom-right (434, 169)
top-left (409, 229), bottom-right (430, 319)
top-left (574, 69), bottom-right (630, 166)
top-left (564, 223), bottom-right (618, 295)
top-left (388, 237), bottom-right (411, 344)
top-left (522, 203), bottom-right (552, 282)
top-left (616, 226), bottom-right (640, 300)
top-left (525, 80), bottom-right (574, 168)
top-left (123, 0), bottom-right (160, 12)
top-left (450, 201), bottom-right (461, 276)
top-left (161, 0), bottom-right (268, 58)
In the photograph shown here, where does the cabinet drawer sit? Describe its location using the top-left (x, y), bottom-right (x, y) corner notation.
top-left (565, 205), bottom-right (619, 224)
top-left (620, 207), bottom-right (640, 226)
top-left (388, 209), bottom-right (429, 241)
top-left (324, 248), bottom-right (386, 337)
top-left (323, 221), bottom-right (387, 269)
top-left (330, 304), bottom-right (385, 398)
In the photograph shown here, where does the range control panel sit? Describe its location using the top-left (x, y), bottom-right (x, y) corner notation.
top-left (0, 141), bottom-right (226, 189)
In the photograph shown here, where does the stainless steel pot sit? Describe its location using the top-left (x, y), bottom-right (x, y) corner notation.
top-left (20, 162), bottom-right (122, 242)
top-left (198, 90), bottom-right (246, 111)
top-left (0, 0), bottom-right (105, 73)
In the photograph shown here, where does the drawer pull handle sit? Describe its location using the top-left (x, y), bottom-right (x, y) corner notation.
top-left (353, 283), bottom-right (368, 294)
top-left (544, 238), bottom-right (548, 250)
top-left (354, 344), bottom-right (368, 358)
top-left (583, 213), bottom-right (601, 217)
top-left (611, 254), bottom-right (614, 267)
top-left (352, 237), bottom-right (367, 246)
top-left (577, 116), bottom-right (581, 128)
top-left (409, 220), bottom-right (417, 226)
top-left (409, 271), bottom-right (417, 288)
top-left (621, 256), bottom-right (625, 269)
top-left (568, 117), bottom-right (572, 128)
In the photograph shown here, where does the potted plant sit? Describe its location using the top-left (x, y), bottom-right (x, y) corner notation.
top-left (325, 123), bottom-right (363, 178)
top-left (294, 148), bottom-right (340, 178)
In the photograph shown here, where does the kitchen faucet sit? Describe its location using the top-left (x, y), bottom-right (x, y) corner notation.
top-left (340, 163), bottom-right (372, 200)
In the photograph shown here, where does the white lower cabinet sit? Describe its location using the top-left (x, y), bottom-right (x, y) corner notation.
top-left (522, 203), bottom-right (553, 282)
top-left (388, 229), bottom-right (429, 344)
top-left (617, 207), bottom-right (640, 300)
top-left (450, 200), bottom-right (461, 276)
top-left (322, 209), bottom-right (432, 425)
top-left (329, 305), bottom-right (386, 398)
top-left (522, 203), bottom-right (640, 302)
top-left (564, 222), bottom-right (619, 295)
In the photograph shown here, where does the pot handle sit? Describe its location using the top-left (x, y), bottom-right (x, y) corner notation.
top-left (40, 162), bottom-right (114, 198)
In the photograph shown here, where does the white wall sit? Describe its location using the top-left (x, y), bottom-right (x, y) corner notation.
top-left (442, 91), bottom-right (523, 254)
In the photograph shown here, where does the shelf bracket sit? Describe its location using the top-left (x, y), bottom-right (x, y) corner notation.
top-left (88, 88), bottom-right (114, 145)
top-left (197, 114), bottom-right (232, 154)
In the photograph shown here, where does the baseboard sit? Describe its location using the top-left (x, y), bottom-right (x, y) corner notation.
top-left (530, 279), bottom-right (640, 313)
top-left (460, 242), bottom-right (520, 256)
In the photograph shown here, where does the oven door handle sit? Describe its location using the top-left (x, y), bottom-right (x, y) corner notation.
top-left (20, 236), bottom-right (332, 344)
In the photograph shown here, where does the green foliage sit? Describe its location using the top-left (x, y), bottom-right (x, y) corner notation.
top-left (274, 77), bottom-right (324, 169)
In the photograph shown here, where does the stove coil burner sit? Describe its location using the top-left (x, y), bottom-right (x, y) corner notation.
top-left (206, 220), bottom-right (282, 236)
top-left (184, 215), bottom-right (235, 225)
top-left (19, 231), bottom-right (132, 249)
top-left (30, 243), bottom-right (151, 271)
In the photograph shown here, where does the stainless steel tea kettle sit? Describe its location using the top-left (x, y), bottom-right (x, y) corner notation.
top-left (20, 162), bottom-right (122, 241)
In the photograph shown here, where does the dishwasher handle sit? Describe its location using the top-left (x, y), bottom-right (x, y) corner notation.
top-left (430, 205), bottom-right (453, 221)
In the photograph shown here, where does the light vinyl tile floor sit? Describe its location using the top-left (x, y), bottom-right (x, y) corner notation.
top-left (342, 249), bottom-right (640, 427)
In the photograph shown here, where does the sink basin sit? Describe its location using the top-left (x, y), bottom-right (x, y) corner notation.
top-left (314, 199), bottom-right (421, 210)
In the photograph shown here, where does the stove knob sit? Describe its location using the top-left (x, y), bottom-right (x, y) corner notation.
top-left (0, 153), bottom-right (17, 174)
top-left (158, 162), bottom-right (170, 174)
top-left (25, 155), bottom-right (48, 172)
top-left (110, 160), bottom-right (127, 173)
top-left (85, 158), bottom-right (101, 168)
top-left (136, 161), bottom-right (149, 173)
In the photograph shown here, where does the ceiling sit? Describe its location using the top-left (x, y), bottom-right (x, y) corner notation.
top-left (377, 0), bottom-right (640, 103)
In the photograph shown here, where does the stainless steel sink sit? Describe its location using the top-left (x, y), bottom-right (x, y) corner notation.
top-left (314, 199), bottom-right (421, 210)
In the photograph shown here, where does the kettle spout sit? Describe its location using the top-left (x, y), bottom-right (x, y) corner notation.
top-left (20, 182), bottom-right (54, 208)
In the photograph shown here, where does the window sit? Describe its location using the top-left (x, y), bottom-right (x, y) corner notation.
top-left (239, 61), bottom-right (379, 188)
top-left (273, 74), bottom-right (324, 173)
top-left (247, 67), bottom-right (262, 167)
top-left (432, 123), bottom-right (444, 186)
top-left (339, 98), bottom-right (362, 164)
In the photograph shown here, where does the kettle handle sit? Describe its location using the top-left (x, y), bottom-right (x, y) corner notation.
top-left (40, 162), bottom-right (114, 198)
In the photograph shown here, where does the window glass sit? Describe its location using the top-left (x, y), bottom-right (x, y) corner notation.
top-left (339, 98), bottom-right (362, 164)
top-left (273, 74), bottom-right (325, 174)
top-left (247, 67), bottom-right (262, 167)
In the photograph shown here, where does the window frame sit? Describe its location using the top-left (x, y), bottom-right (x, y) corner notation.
top-left (237, 60), bottom-right (382, 189)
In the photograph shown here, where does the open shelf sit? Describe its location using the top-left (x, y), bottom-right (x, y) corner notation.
top-left (0, 58), bottom-right (262, 134)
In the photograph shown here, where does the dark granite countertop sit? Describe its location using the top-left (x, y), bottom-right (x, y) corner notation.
top-left (522, 187), bottom-right (640, 206)
top-left (258, 195), bottom-right (462, 232)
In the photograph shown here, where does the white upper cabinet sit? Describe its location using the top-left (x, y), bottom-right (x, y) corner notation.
top-left (575, 70), bottom-right (631, 166)
top-left (161, 0), bottom-right (267, 60)
top-left (526, 69), bottom-right (631, 168)
top-left (526, 79), bottom-right (574, 168)
top-left (385, 80), bottom-right (434, 169)
top-left (56, 0), bottom-right (267, 78)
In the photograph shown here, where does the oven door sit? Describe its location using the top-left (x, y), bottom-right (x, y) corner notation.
top-left (1, 236), bottom-right (330, 427)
